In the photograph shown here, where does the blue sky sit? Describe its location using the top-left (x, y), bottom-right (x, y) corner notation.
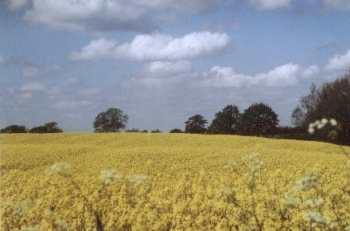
top-left (1, 0), bottom-right (350, 131)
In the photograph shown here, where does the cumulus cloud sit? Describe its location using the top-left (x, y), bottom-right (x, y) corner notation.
top-left (202, 66), bottom-right (249, 88)
top-left (145, 61), bottom-right (192, 76)
top-left (70, 32), bottom-right (230, 62)
top-left (323, 0), bottom-right (350, 9)
top-left (202, 63), bottom-right (305, 88)
top-left (256, 63), bottom-right (301, 86)
top-left (6, 0), bottom-right (350, 33)
top-left (249, 0), bottom-right (350, 10)
top-left (128, 61), bottom-right (194, 88)
top-left (249, 0), bottom-right (292, 9)
top-left (302, 65), bottom-right (320, 78)
top-left (325, 49), bottom-right (350, 71)
top-left (7, 0), bottom-right (219, 32)
top-left (6, 0), bottom-right (28, 10)
top-left (70, 39), bottom-right (117, 61)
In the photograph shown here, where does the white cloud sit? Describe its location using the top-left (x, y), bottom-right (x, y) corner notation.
top-left (5, 0), bottom-right (350, 33)
top-left (250, 0), bottom-right (292, 9)
top-left (5, 0), bottom-right (350, 34)
top-left (249, 0), bottom-right (350, 10)
top-left (255, 63), bottom-right (301, 87)
top-left (323, 0), bottom-right (350, 9)
top-left (326, 49), bottom-right (350, 71)
top-left (12, 0), bottom-right (218, 32)
top-left (6, 0), bottom-right (28, 10)
top-left (202, 63), bottom-right (306, 88)
top-left (146, 61), bottom-right (192, 76)
top-left (129, 61), bottom-right (194, 88)
top-left (70, 39), bottom-right (117, 61)
top-left (202, 66), bottom-right (249, 88)
top-left (302, 65), bottom-right (320, 78)
top-left (70, 31), bottom-right (230, 62)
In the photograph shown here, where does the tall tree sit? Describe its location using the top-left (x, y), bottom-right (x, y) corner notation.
top-left (94, 108), bottom-right (128, 132)
top-left (239, 103), bottom-right (279, 136)
top-left (185, 114), bottom-right (208, 134)
top-left (208, 105), bottom-right (240, 134)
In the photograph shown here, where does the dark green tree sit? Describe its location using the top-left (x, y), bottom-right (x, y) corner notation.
top-left (208, 105), bottom-right (240, 134)
top-left (0, 125), bottom-right (27, 133)
top-left (185, 114), bottom-right (208, 134)
top-left (29, 122), bottom-right (63, 133)
top-left (94, 108), bottom-right (128, 133)
top-left (239, 103), bottom-right (279, 136)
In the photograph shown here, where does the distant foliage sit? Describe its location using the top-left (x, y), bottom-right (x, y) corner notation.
top-left (170, 128), bottom-right (183, 133)
top-left (272, 126), bottom-right (308, 140)
top-left (294, 73), bottom-right (350, 143)
top-left (208, 105), bottom-right (240, 134)
top-left (29, 122), bottom-right (63, 133)
top-left (0, 125), bottom-right (27, 133)
top-left (125, 129), bottom-right (140, 133)
top-left (151, 129), bottom-right (162, 133)
top-left (239, 103), bottom-right (279, 136)
top-left (94, 108), bottom-right (128, 133)
top-left (185, 114), bottom-right (208, 134)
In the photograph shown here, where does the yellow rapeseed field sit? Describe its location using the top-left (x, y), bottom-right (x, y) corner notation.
top-left (1, 133), bottom-right (350, 231)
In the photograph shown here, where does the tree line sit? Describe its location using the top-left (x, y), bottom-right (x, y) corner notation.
top-left (1, 73), bottom-right (349, 144)
top-left (0, 122), bottom-right (63, 134)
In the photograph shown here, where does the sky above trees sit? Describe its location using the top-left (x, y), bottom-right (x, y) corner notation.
top-left (1, 0), bottom-right (350, 131)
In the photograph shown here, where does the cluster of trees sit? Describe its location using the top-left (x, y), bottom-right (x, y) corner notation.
top-left (181, 73), bottom-right (349, 144)
top-left (183, 103), bottom-right (279, 136)
top-left (0, 122), bottom-right (63, 134)
top-left (1, 73), bottom-right (349, 144)
top-left (91, 103), bottom-right (280, 137)
top-left (291, 73), bottom-right (350, 144)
